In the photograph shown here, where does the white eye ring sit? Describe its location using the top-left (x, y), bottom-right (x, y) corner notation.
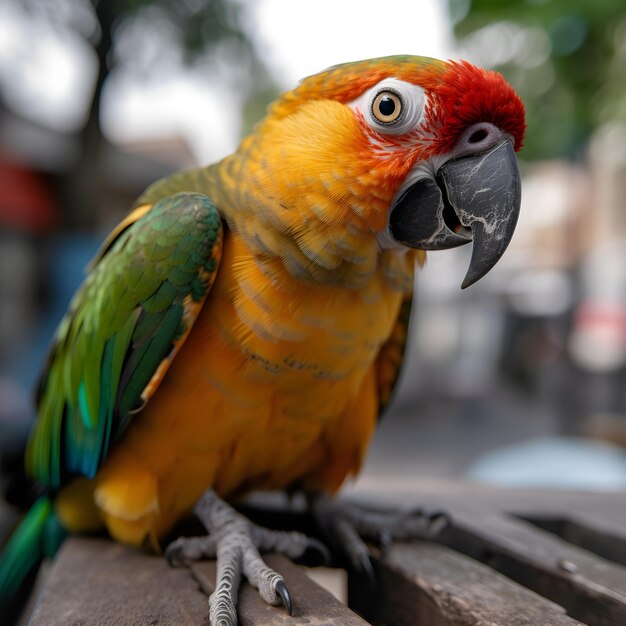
top-left (349, 78), bottom-right (426, 136)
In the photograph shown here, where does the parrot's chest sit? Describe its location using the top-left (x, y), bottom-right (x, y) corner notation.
top-left (107, 234), bottom-right (410, 515)
top-left (200, 235), bottom-right (403, 400)
top-left (134, 234), bottom-right (407, 498)
top-left (182, 267), bottom-right (399, 494)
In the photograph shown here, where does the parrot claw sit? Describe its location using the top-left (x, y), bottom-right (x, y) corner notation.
top-left (356, 552), bottom-right (376, 587)
top-left (311, 495), bottom-right (450, 579)
top-left (166, 490), bottom-right (320, 624)
top-left (274, 579), bottom-right (293, 615)
top-left (377, 527), bottom-right (393, 553)
top-left (426, 510), bottom-right (451, 537)
top-left (294, 537), bottom-right (332, 567)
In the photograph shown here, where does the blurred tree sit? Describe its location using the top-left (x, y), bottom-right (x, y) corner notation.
top-left (449, 0), bottom-right (626, 161)
top-left (2, 0), bottom-right (274, 227)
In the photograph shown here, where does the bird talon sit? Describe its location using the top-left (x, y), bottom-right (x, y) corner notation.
top-left (357, 552), bottom-right (376, 586)
top-left (298, 538), bottom-right (331, 567)
top-left (274, 579), bottom-right (293, 615)
top-left (428, 512), bottom-right (451, 537)
top-left (427, 509), bottom-right (447, 521)
top-left (164, 541), bottom-right (187, 568)
top-left (378, 527), bottom-right (393, 552)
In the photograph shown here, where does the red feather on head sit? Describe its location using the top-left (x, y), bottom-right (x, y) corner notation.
top-left (425, 60), bottom-right (526, 154)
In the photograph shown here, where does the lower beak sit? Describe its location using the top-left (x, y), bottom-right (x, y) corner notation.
top-left (389, 139), bottom-right (521, 288)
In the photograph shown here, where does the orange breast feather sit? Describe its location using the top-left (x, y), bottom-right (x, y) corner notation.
top-left (82, 231), bottom-right (408, 545)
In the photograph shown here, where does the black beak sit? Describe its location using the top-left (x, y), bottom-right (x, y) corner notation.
top-left (389, 138), bottom-right (521, 288)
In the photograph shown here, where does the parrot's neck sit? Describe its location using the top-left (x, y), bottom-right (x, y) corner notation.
top-left (210, 155), bottom-right (417, 289)
top-left (204, 109), bottom-right (420, 289)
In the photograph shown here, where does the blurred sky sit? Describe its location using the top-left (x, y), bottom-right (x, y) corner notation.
top-left (0, 0), bottom-right (452, 164)
top-left (249, 0), bottom-right (452, 85)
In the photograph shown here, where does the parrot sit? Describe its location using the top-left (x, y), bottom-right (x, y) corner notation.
top-left (0, 55), bottom-right (525, 625)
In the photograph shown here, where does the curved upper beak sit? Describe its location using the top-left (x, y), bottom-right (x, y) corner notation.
top-left (389, 138), bottom-right (521, 288)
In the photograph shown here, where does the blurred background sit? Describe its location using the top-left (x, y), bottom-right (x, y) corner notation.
top-left (1, 0), bottom-right (626, 508)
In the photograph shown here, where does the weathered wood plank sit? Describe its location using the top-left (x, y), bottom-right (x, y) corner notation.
top-left (30, 537), bottom-right (211, 626)
top-left (29, 537), bottom-right (366, 626)
top-left (349, 542), bottom-right (584, 626)
top-left (346, 480), bottom-right (626, 523)
top-left (191, 554), bottom-right (368, 626)
top-left (22, 484), bottom-right (626, 626)
top-left (441, 510), bottom-right (626, 626)
top-left (562, 516), bottom-right (626, 567)
top-left (344, 480), bottom-right (626, 625)
top-left (518, 513), bottom-right (626, 567)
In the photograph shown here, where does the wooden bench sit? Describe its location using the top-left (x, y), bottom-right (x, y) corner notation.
top-left (27, 483), bottom-right (626, 625)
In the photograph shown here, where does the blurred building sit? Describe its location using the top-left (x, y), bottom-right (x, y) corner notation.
top-left (566, 125), bottom-right (626, 445)
top-left (0, 148), bottom-right (57, 360)
top-left (0, 97), bottom-right (196, 463)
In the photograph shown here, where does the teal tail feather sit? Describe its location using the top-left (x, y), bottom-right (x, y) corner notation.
top-left (0, 496), bottom-right (66, 605)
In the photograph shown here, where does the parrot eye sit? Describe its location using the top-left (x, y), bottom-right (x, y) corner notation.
top-left (372, 90), bottom-right (403, 125)
top-left (349, 78), bottom-right (426, 136)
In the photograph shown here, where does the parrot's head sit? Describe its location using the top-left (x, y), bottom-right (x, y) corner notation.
top-left (231, 55), bottom-right (526, 287)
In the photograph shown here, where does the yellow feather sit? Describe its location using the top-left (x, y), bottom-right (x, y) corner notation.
top-left (63, 69), bottom-right (422, 547)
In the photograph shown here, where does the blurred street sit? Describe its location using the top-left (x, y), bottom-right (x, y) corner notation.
top-left (359, 382), bottom-right (626, 493)
top-left (363, 387), bottom-right (562, 482)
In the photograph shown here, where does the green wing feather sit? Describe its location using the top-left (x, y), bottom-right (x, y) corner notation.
top-left (27, 193), bottom-right (223, 490)
top-left (0, 497), bottom-right (66, 600)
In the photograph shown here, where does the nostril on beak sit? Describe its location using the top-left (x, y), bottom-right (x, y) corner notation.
top-left (456, 123), bottom-right (504, 156)
top-left (468, 128), bottom-right (488, 144)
